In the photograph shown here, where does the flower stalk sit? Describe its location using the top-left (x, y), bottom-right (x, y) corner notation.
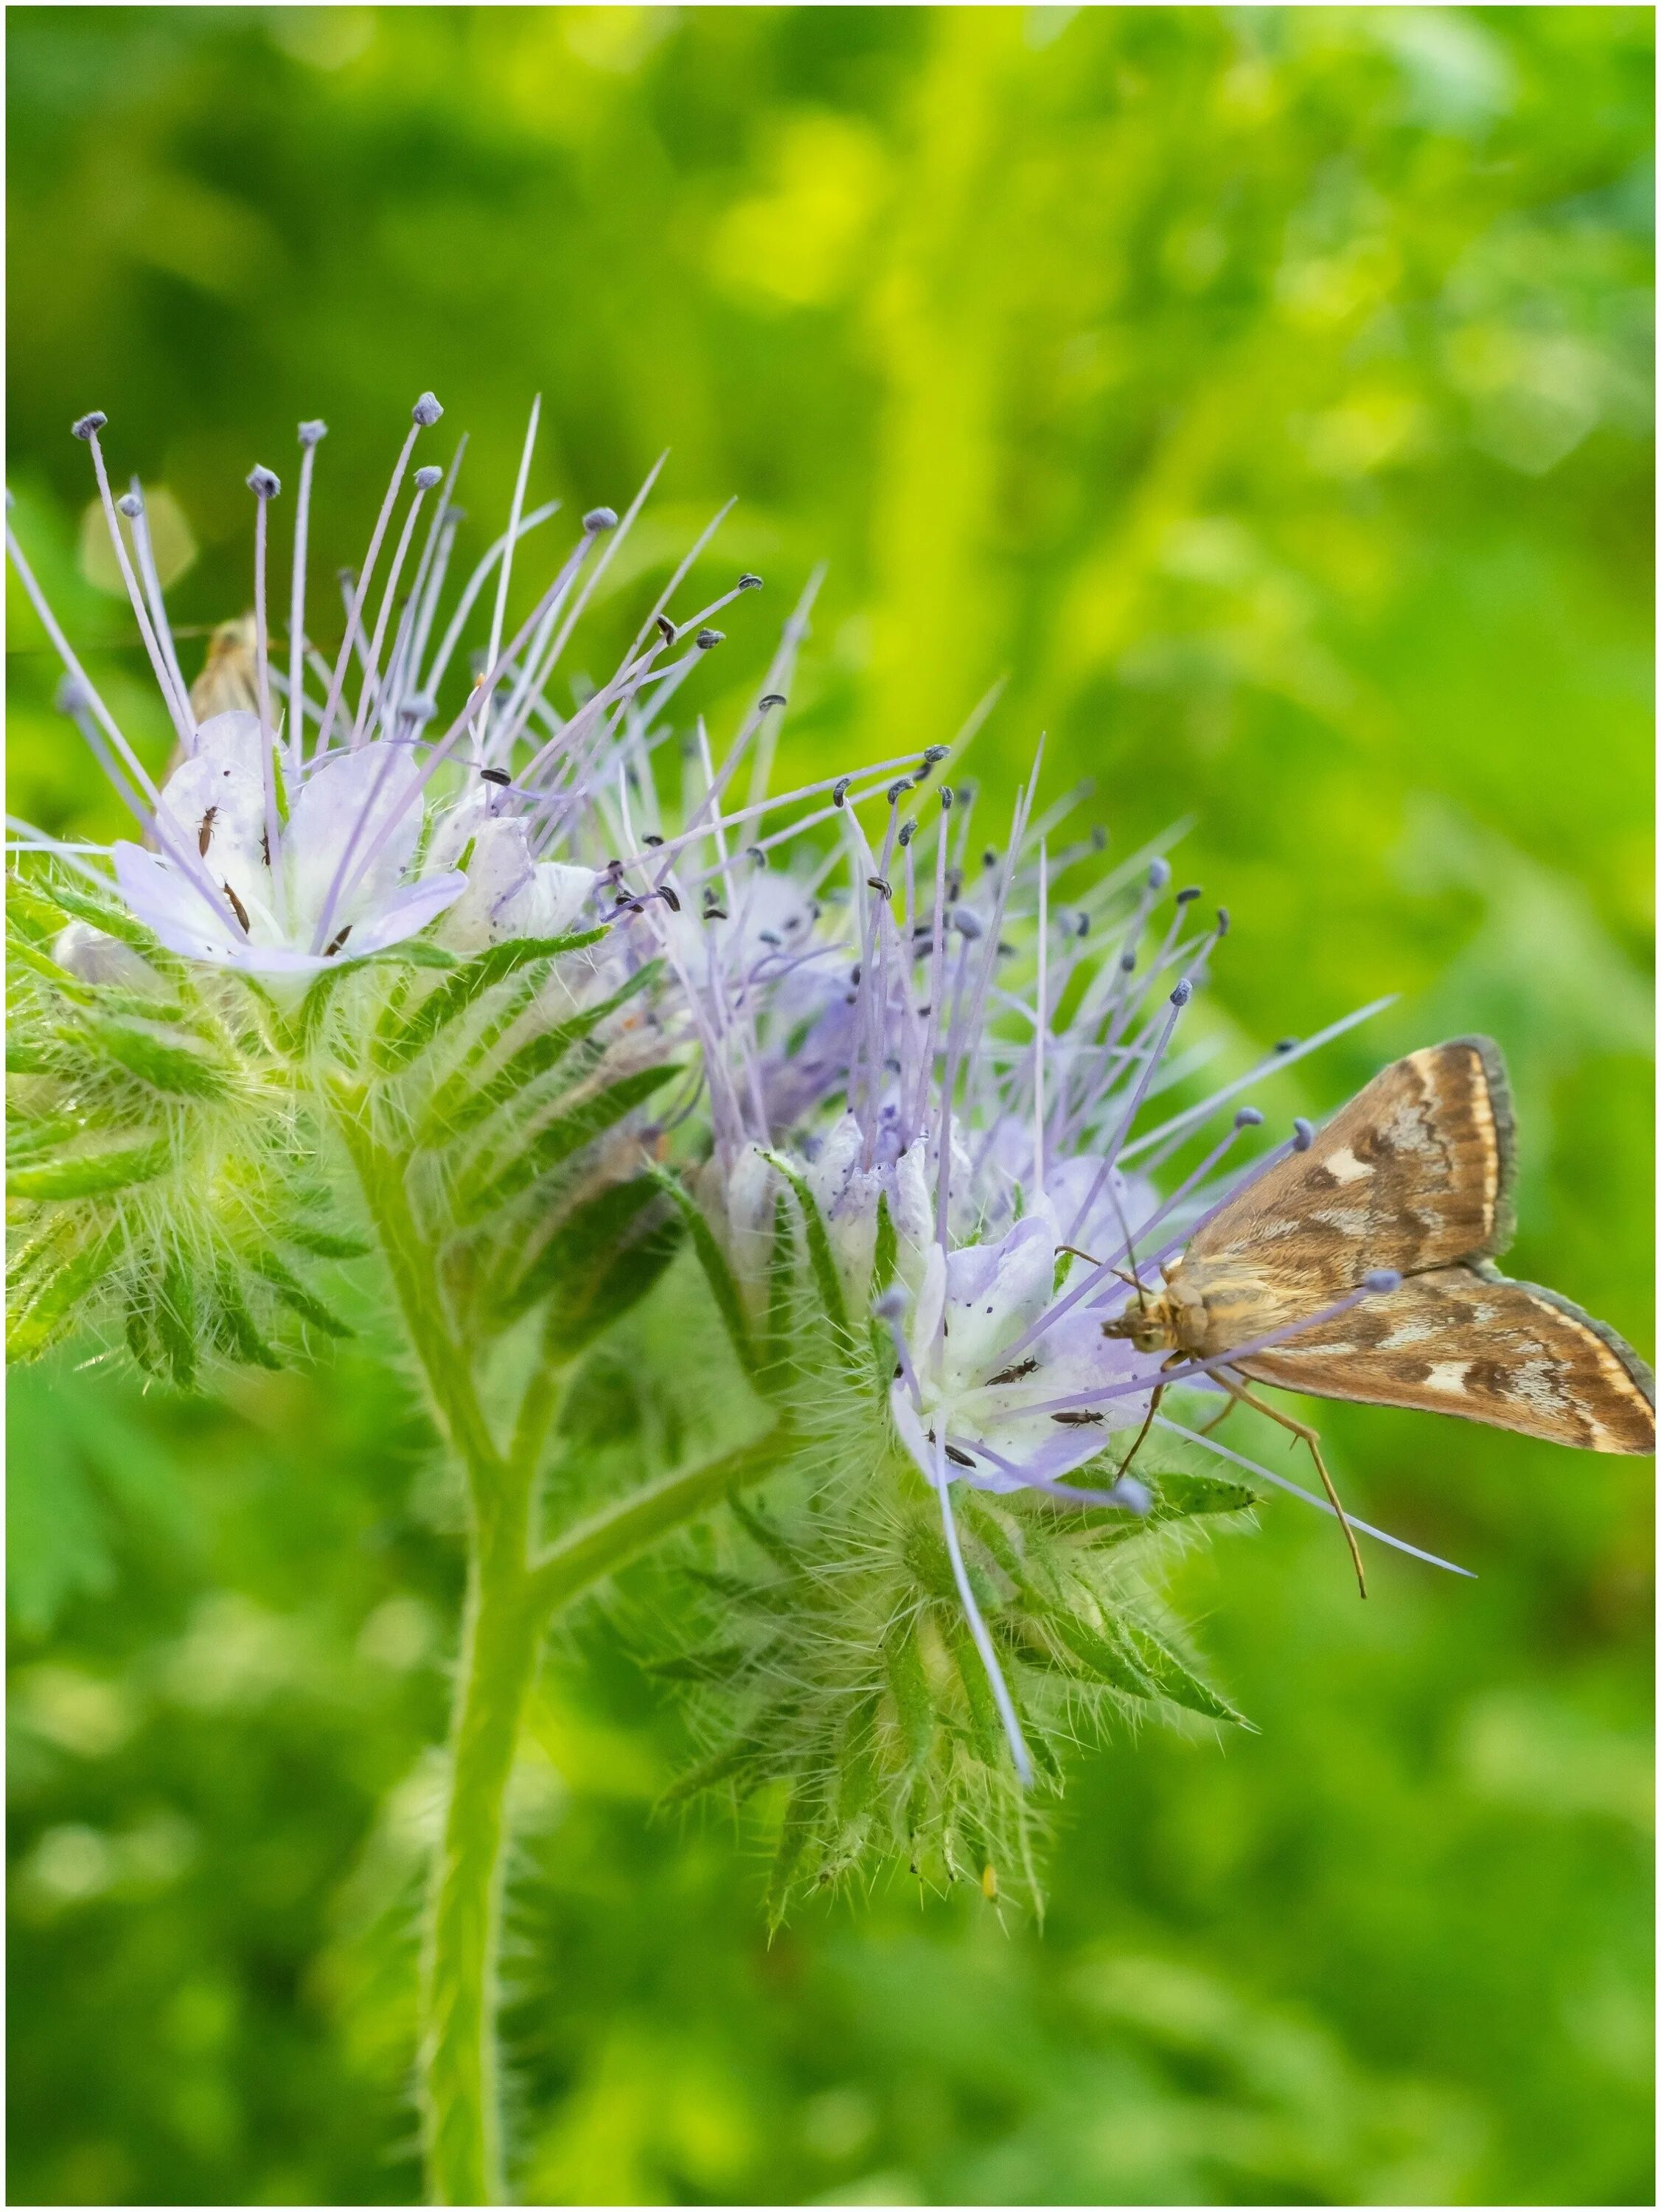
top-left (333, 1088), bottom-right (785, 2203)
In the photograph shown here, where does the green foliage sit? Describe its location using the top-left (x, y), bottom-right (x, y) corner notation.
top-left (641, 1235), bottom-right (1256, 1926)
top-left (4, 7), bottom-right (1651, 2206)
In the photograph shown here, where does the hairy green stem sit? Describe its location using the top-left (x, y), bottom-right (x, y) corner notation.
top-left (333, 1087), bottom-right (785, 2203)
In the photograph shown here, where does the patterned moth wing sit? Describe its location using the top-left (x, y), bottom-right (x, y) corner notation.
top-left (1234, 1264), bottom-right (1656, 1454)
top-left (1182, 1037), bottom-right (1516, 1310)
top-left (1165, 1035), bottom-right (1654, 1455)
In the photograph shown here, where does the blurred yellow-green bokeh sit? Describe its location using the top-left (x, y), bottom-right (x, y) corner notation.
top-left (7, 7), bottom-right (1653, 2205)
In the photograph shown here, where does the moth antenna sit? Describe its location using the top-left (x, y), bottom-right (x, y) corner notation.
top-left (1107, 1177), bottom-right (1149, 1315)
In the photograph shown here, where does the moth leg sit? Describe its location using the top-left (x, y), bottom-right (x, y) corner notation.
top-left (1222, 1372), bottom-right (1367, 1600)
top-left (1113, 1382), bottom-right (1166, 1483)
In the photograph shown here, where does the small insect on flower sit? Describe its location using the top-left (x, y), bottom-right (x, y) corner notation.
top-left (1101, 1037), bottom-right (1656, 1593)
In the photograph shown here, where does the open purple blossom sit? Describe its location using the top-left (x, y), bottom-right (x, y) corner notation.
top-left (7, 396), bottom-right (810, 987)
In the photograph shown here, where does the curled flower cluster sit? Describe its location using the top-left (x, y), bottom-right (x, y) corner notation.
top-left (7, 394), bottom-right (1449, 1916)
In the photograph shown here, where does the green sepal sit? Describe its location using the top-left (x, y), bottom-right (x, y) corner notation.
top-left (1118, 1618), bottom-right (1244, 1724)
top-left (760, 1149), bottom-right (853, 1348)
top-left (9, 938), bottom-right (94, 1002)
top-left (6, 877), bottom-right (71, 939)
top-left (250, 1250), bottom-right (355, 1338)
top-left (5, 1221), bottom-right (129, 1363)
top-left (209, 1267), bottom-right (285, 1370)
top-left (155, 1253), bottom-right (199, 1390)
top-left (416, 959), bottom-right (659, 1148)
top-left (492, 1175), bottom-right (682, 1345)
top-left (73, 1015), bottom-right (234, 1100)
top-left (283, 1221), bottom-right (373, 1262)
top-left (647, 1165), bottom-right (759, 1377)
top-left (294, 936), bottom-right (459, 1052)
top-left (882, 1616), bottom-right (936, 1775)
top-left (868, 1190), bottom-right (899, 1370)
top-left (7, 1135), bottom-right (173, 1200)
top-left (766, 1779), bottom-right (818, 1932)
top-left (371, 929), bottom-right (605, 1071)
top-left (458, 1061), bottom-right (678, 1222)
top-left (45, 880), bottom-right (184, 979)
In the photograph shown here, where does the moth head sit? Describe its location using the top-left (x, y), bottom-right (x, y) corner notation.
top-left (1101, 1287), bottom-right (1179, 1355)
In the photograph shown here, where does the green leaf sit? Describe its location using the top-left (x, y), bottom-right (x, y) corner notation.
top-left (458, 1061), bottom-right (678, 1222)
top-left (372, 929), bottom-right (605, 1071)
top-left (76, 1015), bottom-right (233, 1099)
top-left (7, 1135), bottom-right (173, 1200)
top-left (417, 960), bottom-right (659, 1147)
top-left (647, 1165), bottom-right (758, 1377)
top-left (493, 1175), bottom-right (682, 1345)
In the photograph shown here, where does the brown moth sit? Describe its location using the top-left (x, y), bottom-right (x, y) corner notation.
top-left (1104, 1037), bottom-right (1654, 1592)
top-left (188, 613), bottom-right (261, 723)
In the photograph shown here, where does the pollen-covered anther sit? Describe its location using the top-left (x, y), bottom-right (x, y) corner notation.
top-left (583, 505), bottom-right (619, 532)
top-left (414, 465), bottom-right (443, 491)
top-left (246, 466), bottom-right (281, 500)
top-left (411, 392), bottom-right (443, 425)
top-left (1234, 1105), bottom-right (1264, 1127)
top-left (695, 628), bottom-right (725, 650)
top-left (1364, 1269), bottom-right (1403, 1295)
top-left (1292, 1116), bottom-right (1315, 1150)
top-left (118, 491), bottom-right (144, 518)
top-left (1148, 857), bottom-right (1171, 890)
top-left (298, 418), bottom-right (328, 446)
top-left (72, 411), bottom-right (108, 440)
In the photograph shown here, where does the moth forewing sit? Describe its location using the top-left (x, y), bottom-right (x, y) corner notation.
top-left (1155, 1037), bottom-right (1653, 1458)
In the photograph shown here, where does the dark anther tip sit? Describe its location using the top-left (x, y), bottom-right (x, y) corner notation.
top-left (898, 821), bottom-right (916, 846)
top-left (759, 692), bottom-right (787, 710)
top-left (655, 615), bottom-right (677, 644)
top-left (1235, 1105), bottom-right (1264, 1127)
top-left (298, 419), bottom-right (329, 447)
top-left (1176, 885), bottom-right (1202, 904)
top-left (1119, 950), bottom-right (1137, 971)
top-left (867, 876), bottom-right (893, 898)
top-left (922, 745), bottom-right (950, 763)
top-left (695, 627), bottom-right (725, 650)
top-left (737, 572), bottom-right (763, 590)
top-left (1292, 1116), bottom-right (1314, 1150)
top-left (1169, 978), bottom-right (1193, 1007)
top-left (247, 465), bottom-right (282, 500)
top-left (1148, 858), bottom-right (1172, 890)
top-left (832, 777), bottom-right (851, 807)
top-left (583, 505), bottom-right (619, 533)
top-left (642, 833), bottom-right (665, 847)
top-left (412, 392), bottom-right (444, 426)
top-left (1216, 905), bottom-right (1230, 936)
top-left (117, 491), bottom-right (144, 518)
top-left (414, 465), bottom-right (443, 491)
top-left (72, 411), bottom-right (108, 441)
top-left (1275, 1036), bottom-right (1298, 1054)
top-left (887, 779), bottom-right (912, 803)
top-left (479, 767), bottom-right (512, 786)
top-left (940, 787), bottom-right (954, 810)
top-left (747, 844), bottom-right (767, 866)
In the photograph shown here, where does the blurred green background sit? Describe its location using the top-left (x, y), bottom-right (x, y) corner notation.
top-left (7, 7), bottom-right (1654, 2205)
